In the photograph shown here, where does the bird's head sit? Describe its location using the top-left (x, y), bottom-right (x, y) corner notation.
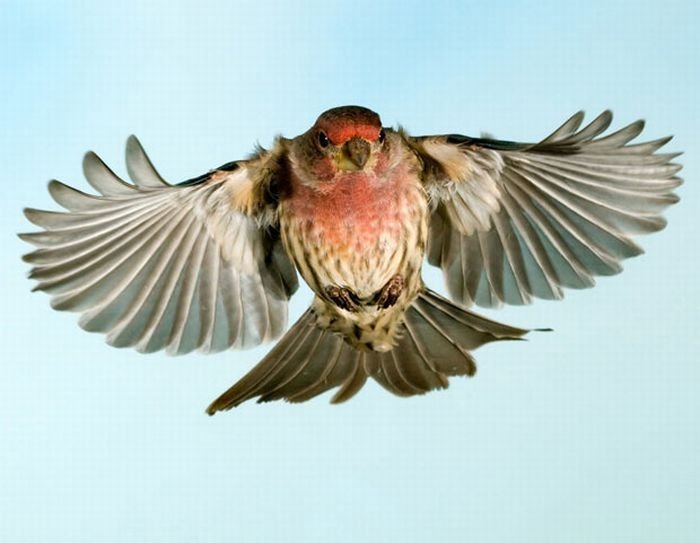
top-left (291, 106), bottom-right (388, 183)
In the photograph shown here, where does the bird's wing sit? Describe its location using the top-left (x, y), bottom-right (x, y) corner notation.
top-left (21, 136), bottom-right (298, 354)
top-left (409, 111), bottom-right (682, 307)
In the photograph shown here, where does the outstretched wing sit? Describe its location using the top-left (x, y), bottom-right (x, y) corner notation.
top-left (21, 136), bottom-right (298, 354)
top-left (410, 111), bottom-right (682, 307)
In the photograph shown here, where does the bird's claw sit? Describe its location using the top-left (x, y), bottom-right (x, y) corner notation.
top-left (374, 274), bottom-right (404, 309)
top-left (325, 285), bottom-right (361, 312)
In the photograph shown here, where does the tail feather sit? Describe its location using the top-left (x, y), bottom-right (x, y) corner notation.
top-left (328, 349), bottom-right (369, 404)
top-left (284, 340), bottom-right (347, 403)
top-left (406, 303), bottom-right (477, 377)
top-left (257, 326), bottom-right (338, 403)
top-left (206, 289), bottom-right (530, 414)
top-left (393, 337), bottom-right (450, 391)
top-left (370, 350), bottom-right (414, 396)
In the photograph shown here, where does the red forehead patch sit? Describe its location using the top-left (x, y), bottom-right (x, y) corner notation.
top-left (315, 106), bottom-right (382, 145)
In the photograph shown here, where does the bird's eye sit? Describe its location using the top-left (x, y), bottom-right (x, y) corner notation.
top-left (378, 129), bottom-right (386, 144)
top-left (318, 131), bottom-right (330, 148)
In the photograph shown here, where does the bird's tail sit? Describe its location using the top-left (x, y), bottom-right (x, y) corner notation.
top-left (206, 288), bottom-right (529, 414)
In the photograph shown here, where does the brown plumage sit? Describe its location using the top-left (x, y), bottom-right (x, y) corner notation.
top-left (19, 106), bottom-right (682, 413)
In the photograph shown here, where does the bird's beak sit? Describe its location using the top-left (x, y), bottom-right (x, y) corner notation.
top-left (337, 138), bottom-right (371, 171)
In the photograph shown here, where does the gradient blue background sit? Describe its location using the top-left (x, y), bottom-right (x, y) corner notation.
top-left (2, 1), bottom-right (698, 541)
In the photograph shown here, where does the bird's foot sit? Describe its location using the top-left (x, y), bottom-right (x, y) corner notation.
top-left (325, 285), bottom-right (361, 312)
top-left (373, 274), bottom-right (404, 309)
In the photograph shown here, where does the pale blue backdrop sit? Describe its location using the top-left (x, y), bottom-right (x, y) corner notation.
top-left (2, 1), bottom-right (698, 541)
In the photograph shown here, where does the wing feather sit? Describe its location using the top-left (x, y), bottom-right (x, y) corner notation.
top-left (83, 151), bottom-right (138, 195)
top-left (125, 135), bottom-right (169, 188)
top-left (416, 112), bottom-right (681, 307)
top-left (21, 137), bottom-right (297, 354)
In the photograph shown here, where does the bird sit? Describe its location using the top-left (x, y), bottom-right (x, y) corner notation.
top-left (20, 106), bottom-right (682, 414)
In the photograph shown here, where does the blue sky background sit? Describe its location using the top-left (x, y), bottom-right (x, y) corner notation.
top-left (2, 1), bottom-right (698, 541)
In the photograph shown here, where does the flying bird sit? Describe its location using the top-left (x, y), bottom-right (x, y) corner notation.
top-left (20, 106), bottom-right (682, 414)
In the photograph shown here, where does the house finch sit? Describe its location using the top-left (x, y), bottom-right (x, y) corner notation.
top-left (21, 106), bottom-right (681, 414)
